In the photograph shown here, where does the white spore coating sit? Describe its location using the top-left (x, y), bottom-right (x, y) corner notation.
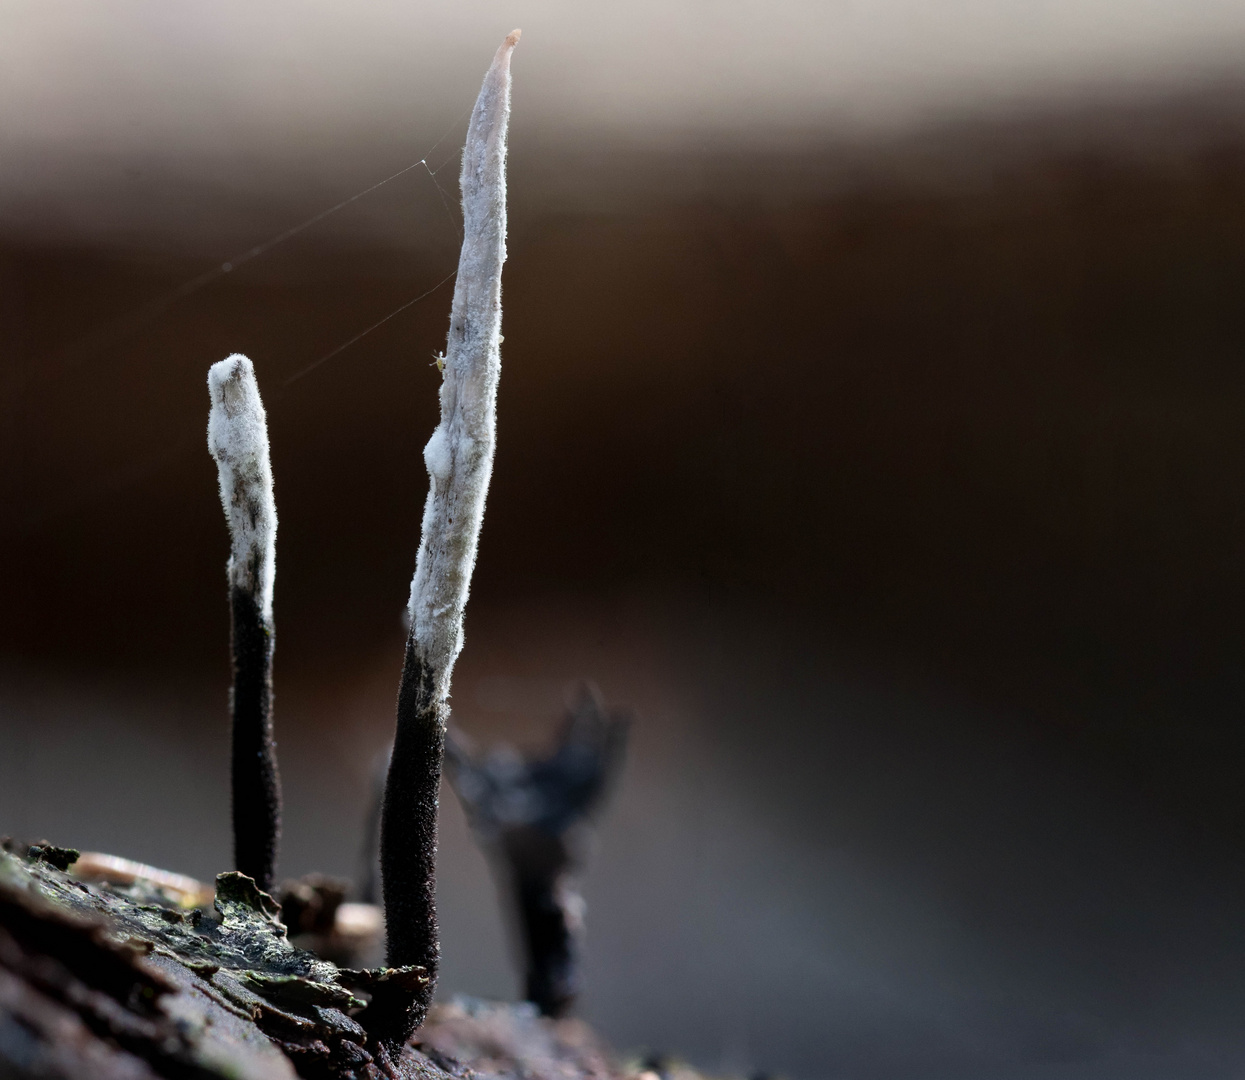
top-left (407, 30), bottom-right (520, 708)
top-left (207, 353), bottom-right (277, 619)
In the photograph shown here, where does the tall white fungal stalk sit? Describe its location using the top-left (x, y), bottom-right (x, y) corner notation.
top-left (407, 29), bottom-right (519, 705)
top-left (372, 30), bottom-right (520, 1051)
top-left (208, 354), bottom-right (277, 620)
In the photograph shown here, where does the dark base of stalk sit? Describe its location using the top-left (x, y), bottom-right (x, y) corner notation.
top-left (366, 638), bottom-right (445, 1050)
top-left (230, 587), bottom-right (281, 895)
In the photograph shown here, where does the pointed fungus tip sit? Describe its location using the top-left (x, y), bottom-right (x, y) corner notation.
top-left (506, 29), bottom-right (522, 47)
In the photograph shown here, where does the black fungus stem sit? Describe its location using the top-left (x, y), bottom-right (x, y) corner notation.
top-left (367, 641), bottom-right (444, 1048)
top-left (229, 586), bottom-right (281, 894)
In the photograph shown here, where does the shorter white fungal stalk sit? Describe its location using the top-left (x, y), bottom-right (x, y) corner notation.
top-left (207, 353), bottom-right (282, 893)
top-left (208, 354), bottom-right (277, 619)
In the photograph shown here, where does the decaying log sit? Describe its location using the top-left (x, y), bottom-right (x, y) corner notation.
top-left (0, 843), bottom-right (671, 1080)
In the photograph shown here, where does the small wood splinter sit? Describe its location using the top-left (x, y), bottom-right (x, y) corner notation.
top-left (366, 29), bottom-right (521, 1051)
top-left (207, 354), bottom-right (282, 896)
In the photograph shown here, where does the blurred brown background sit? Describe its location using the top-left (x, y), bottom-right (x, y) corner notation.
top-left (5, 4), bottom-right (1245, 1077)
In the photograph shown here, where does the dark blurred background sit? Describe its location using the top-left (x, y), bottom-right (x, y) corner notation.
top-left (5, 4), bottom-right (1245, 1077)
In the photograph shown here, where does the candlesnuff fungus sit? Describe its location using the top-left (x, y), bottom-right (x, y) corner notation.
top-left (447, 684), bottom-right (630, 1016)
top-left (366, 29), bottom-right (521, 1050)
top-left (207, 354), bottom-right (282, 895)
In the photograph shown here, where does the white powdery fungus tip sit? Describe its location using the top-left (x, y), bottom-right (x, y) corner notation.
top-left (207, 353), bottom-right (277, 620)
top-left (406, 30), bottom-right (520, 709)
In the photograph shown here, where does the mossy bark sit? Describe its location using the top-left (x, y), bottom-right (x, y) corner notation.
top-left (0, 844), bottom-right (432, 1080)
top-left (0, 844), bottom-right (657, 1080)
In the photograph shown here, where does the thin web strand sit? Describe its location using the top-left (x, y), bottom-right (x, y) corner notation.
top-left (422, 160), bottom-right (463, 241)
top-left (13, 104), bottom-right (479, 531)
top-left (11, 270), bottom-right (459, 531)
top-left (283, 270), bottom-right (457, 386)
top-left (52, 103), bottom-right (476, 368)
